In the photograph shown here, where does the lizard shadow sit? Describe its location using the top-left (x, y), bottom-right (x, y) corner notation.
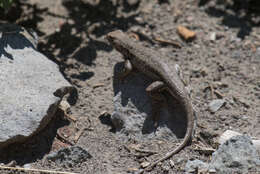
top-left (111, 62), bottom-right (187, 140)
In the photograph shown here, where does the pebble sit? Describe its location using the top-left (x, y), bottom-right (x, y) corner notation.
top-left (185, 159), bottom-right (208, 174)
top-left (209, 32), bottom-right (216, 41)
top-left (127, 0), bottom-right (139, 6)
top-left (140, 161), bottom-right (150, 168)
top-left (23, 164), bottom-right (31, 169)
top-left (46, 146), bottom-right (92, 167)
top-left (256, 47), bottom-right (260, 56)
top-left (208, 99), bottom-right (226, 113)
top-left (208, 168), bottom-right (217, 173)
top-left (231, 50), bottom-right (241, 59)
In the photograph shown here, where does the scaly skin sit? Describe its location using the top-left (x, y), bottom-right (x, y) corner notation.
top-left (107, 30), bottom-right (195, 170)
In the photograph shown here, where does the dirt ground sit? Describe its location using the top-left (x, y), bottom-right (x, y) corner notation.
top-left (0, 0), bottom-right (260, 173)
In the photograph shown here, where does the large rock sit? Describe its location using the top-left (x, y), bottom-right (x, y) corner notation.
top-left (0, 23), bottom-right (72, 148)
top-left (209, 135), bottom-right (260, 174)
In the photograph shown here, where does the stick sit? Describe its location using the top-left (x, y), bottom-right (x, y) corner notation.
top-left (133, 147), bottom-right (158, 155)
top-left (154, 37), bottom-right (182, 48)
top-left (0, 166), bottom-right (78, 174)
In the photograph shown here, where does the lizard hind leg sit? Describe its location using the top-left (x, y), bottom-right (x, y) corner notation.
top-left (146, 81), bottom-right (166, 128)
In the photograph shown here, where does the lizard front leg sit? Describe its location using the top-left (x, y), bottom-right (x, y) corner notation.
top-left (118, 59), bottom-right (133, 81)
top-left (146, 81), bottom-right (166, 128)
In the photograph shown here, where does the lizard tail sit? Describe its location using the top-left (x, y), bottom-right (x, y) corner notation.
top-left (145, 99), bottom-right (194, 171)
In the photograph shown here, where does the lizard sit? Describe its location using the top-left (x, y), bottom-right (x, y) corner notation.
top-left (106, 30), bottom-right (195, 170)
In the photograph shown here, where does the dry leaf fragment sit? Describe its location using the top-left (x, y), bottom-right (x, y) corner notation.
top-left (177, 26), bottom-right (196, 40)
top-left (154, 37), bottom-right (182, 48)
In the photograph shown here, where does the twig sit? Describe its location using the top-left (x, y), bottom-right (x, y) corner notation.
top-left (210, 84), bottom-right (214, 99)
top-left (214, 90), bottom-right (225, 98)
top-left (154, 37), bottom-right (182, 48)
top-left (64, 112), bottom-right (77, 122)
top-left (56, 131), bottom-right (74, 146)
top-left (92, 83), bottom-right (105, 88)
top-left (123, 145), bottom-right (132, 153)
top-left (74, 127), bottom-right (90, 143)
top-left (133, 147), bottom-right (158, 155)
top-left (0, 166), bottom-right (78, 174)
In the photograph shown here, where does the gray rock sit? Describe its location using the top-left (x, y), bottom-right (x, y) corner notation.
top-left (209, 32), bottom-right (216, 41)
top-left (111, 63), bottom-right (191, 141)
top-left (209, 135), bottom-right (260, 174)
top-left (256, 47), bottom-right (260, 57)
top-left (46, 146), bottom-right (92, 167)
top-left (23, 163), bottom-right (32, 169)
top-left (0, 24), bottom-right (72, 148)
top-left (208, 99), bottom-right (226, 113)
top-left (185, 159), bottom-right (209, 174)
top-left (231, 50), bottom-right (242, 59)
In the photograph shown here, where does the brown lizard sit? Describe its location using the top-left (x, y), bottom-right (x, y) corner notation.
top-left (106, 30), bottom-right (195, 170)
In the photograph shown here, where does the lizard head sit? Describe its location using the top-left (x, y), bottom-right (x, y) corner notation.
top-left (106, 30), bottom-right (131, 60)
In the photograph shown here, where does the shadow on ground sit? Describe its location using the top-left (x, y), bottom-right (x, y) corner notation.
top-left (1, 0), bottom-right (146, 85)
top-left (38, 0), bottom-right (145, 74)
top-left (0, 111), bottom-right (70, 165)
top-left (199, 0), bottom-right (260, 39)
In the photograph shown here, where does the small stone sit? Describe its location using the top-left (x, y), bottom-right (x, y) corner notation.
top-left (176, 158), bottom-right (185, 164)
top-left (230, 35), bottom-right (241, 43)
top-left (186, 16), bottom-right (193, 22)
top-left (141, 2), bottom-right (154, 13)
top-left (185, 159), bottom-right (209, 174)
top-left (256, 47), bottom-right (260, 56)
top-left (140, 161), bottom-right (150, 168)
top-left (111, 112), bottom-right (125, 131)
top-left (169, 160), bottom-right (175, 167)
top-left (135, 16), bottom-right (143, 23)
top-left (162, 165), bottom-right (170, 171)
top-left (231, 50), bottom-right (241, 59)
top-left (127, 168), bottom-right (139, 172)
top-left (209, 32), bottom-right (216, 41)
top-left (200, 67), bottom-right (208, 76)
top-left (23, 164), bottom-right (31, 169)
top-left (208, 168), bottom-right (217, 173)
top-left (59, 100), bottom-right (71, 112)
top-left (224, 26), bottom-right (229, 31)
top-left (46, 146), bottom-right (92, 167)
top-left (127, 0), bottom-right (139, 6)
top-left (194, 44), bottom-right (200, 48)
top-left (208, 99), bottom-right (226, 113)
